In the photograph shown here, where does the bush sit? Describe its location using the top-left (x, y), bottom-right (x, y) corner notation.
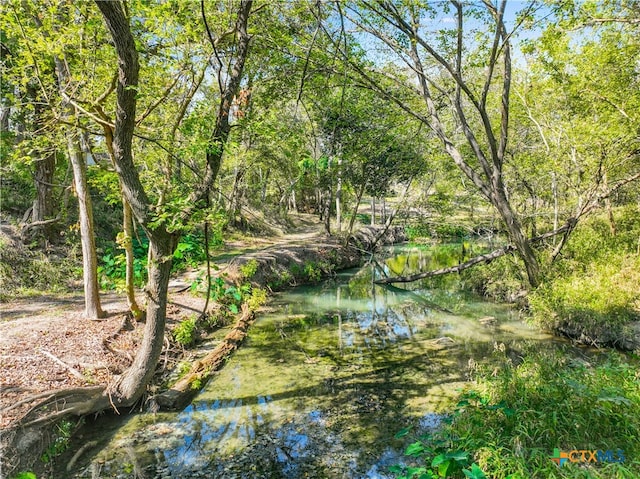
top-left (0, 231), bottom-right (81, 299)
top-left (394, 345), bottom-right (640, 479)
top-left (529, 254), bottom-right (640, 342)
top-left (173, 316), bottom-right (198, 347)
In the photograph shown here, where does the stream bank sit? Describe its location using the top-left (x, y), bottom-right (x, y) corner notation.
top-left (0, 225), bottom-right (405, 478)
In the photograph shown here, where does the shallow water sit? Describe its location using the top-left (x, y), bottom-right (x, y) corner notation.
top-left (62, 243), bottom-right (557, 479)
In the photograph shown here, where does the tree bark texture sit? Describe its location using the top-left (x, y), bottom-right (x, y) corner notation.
top-left (67, 130), bottom-right (105, 318)
top-left (29, 82), bottom-right (58, 243)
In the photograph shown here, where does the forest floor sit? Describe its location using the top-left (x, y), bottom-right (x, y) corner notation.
top-left (0, 213), bottom-right (326, 430)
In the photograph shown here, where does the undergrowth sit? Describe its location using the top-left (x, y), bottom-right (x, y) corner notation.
top-left (394, 345), bottom-right (640, 479)
top-left (529, 206), bottom-right (640, 345)
top-left (0, 231), bottom-right (81, 300)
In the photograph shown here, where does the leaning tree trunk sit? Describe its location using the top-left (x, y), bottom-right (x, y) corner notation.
top-left (96, 0), bottom-right (253, 406)
top-left (111, 234), bottom-right (173, 401)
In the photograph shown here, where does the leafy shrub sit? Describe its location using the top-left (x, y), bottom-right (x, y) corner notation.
top-left (247, 287), bottom-right (268, 311)
top-left (529, 207), bottom-right (640, 344)
top-left (0, 233), bottom-right (81, 299)
top-left (390, 430), bottom-right (486, 479)
top-left (529, 254), bottom-right (640, 342)
top-left (11, 472), bottom-right (37, 479)
top-left (240, 259), bottom-right (259, 280)
top-left (304, 261), bottom-right (322, 282)
top-left (406, 224), bottom-right (432, 241)
top-left (173, 317), bottom-right (198, 347)
top-left (41, 419), bottom-right (74, 463)
top-left (207, 277), bottom-right (248, 314)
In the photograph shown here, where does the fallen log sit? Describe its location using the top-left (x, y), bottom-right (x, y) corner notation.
top-left (153, 303), bottom-right (255, 410)
top-left (374, 223), bottom-right (571, 285)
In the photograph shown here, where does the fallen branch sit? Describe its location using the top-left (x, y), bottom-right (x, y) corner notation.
top-left (374, 223), bottom-right (571, 285)
top-left (67, 440), bottom-right (98, 472)
top-left (39, 349), bottom-right (86, 380)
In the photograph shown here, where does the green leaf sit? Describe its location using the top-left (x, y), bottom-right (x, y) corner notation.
top-left (395, 426), bottom-right (412, 438)
top-left (14, 473), bottom-right (37, 479)
top-left (229, 303), bottom-right (239, 314)
top-left (431, 454), bottom-right (447, 467)
top-left (446, 450), bottom-right (469, 462)
top-left (405, 441), bottom-right (426, 457)
top-left (406, 466), bottom-right (427, 477)
top-left (463, 464), bottom-right (487, 479)
top-left (437, 460), bottom-right (452, 478)
top-left (388, 465), bottom-right (404, 473)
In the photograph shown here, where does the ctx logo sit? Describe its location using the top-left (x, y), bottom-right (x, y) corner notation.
top-left (550, 448), bottom-right (625, 466)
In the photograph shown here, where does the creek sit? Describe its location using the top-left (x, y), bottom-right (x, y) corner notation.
top-left (61, 242), bottom-right (561, 479)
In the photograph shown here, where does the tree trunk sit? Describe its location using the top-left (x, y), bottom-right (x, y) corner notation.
top-left (346, 178), bottom-right (367, 241)
top-left (371, 196), bottom-right (376, 226)
top-left (492, 187), bottom-right (540, 287)
top-left (323, 188), bottom-right (332, 235)
top-left (603, 172), bottom-right (616, 235)
top-left (336, 157), bottom-right (342, 231)
top-left (42, 11), bottom-right (104, 317)
top-left (67, 130), bottom-right (104, 318)
top-left (111, 234), bottom-right (173, 401)
top-left (31, 151), bottom-right (57, 242)
top-left (122, 199), bottom-right (143, 320)
top-left (27, 83), bottom-right (58, 244)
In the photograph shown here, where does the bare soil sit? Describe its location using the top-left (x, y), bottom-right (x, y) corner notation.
top-left (0, 291), bottom-right (207, 430)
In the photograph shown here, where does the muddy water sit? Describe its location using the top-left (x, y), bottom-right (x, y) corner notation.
top-left (62, 244), bottom-right (555, 479)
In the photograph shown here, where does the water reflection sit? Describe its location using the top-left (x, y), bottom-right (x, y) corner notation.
top-left (62, 243), bottom-right (554, 479)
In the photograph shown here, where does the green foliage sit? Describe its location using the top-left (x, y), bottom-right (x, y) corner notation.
top-left (406, 224), bottom-right (432, 241)
top-left (247, 287), bottom-right (268, 311)
top-left (460, 254), bottom-right (527, 303)
top-left (391, 430), bottom-right (485, 479)
top-left (208, 277), bottom-right (248, 315)
top-left (98, 235), bottom-right (148, 290)
top-left (11, 473), bottom-right (37, 479)
top-left (267, 269), bottom-right (294, 290)
top-left (442, 345), bottom-right (640, 478)
top-left (530, 208), bottom-right (640, 344)
top-left (41, 419), bottom-right (74, 463)
top-left (239, 259), bottom-right (259, 280)
top-left (304, 261), bottom-right (322, 282)
top-left (173, 316), bottom-right (198, 347)
top-left (98, 229), bottom-right (221, 290)
top-left (0, 234), bottom-right (81, 299)
top-left (173, 233), bottom-right (210, 271)
top-left (406, 223), bottom-right (469, 242)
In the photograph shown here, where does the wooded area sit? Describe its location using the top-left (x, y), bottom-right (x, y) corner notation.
top-left (1, 1), bottom-right (639, 478)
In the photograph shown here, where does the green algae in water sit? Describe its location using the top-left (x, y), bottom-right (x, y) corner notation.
top-left (61, 243), bottom-right (554, 479)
